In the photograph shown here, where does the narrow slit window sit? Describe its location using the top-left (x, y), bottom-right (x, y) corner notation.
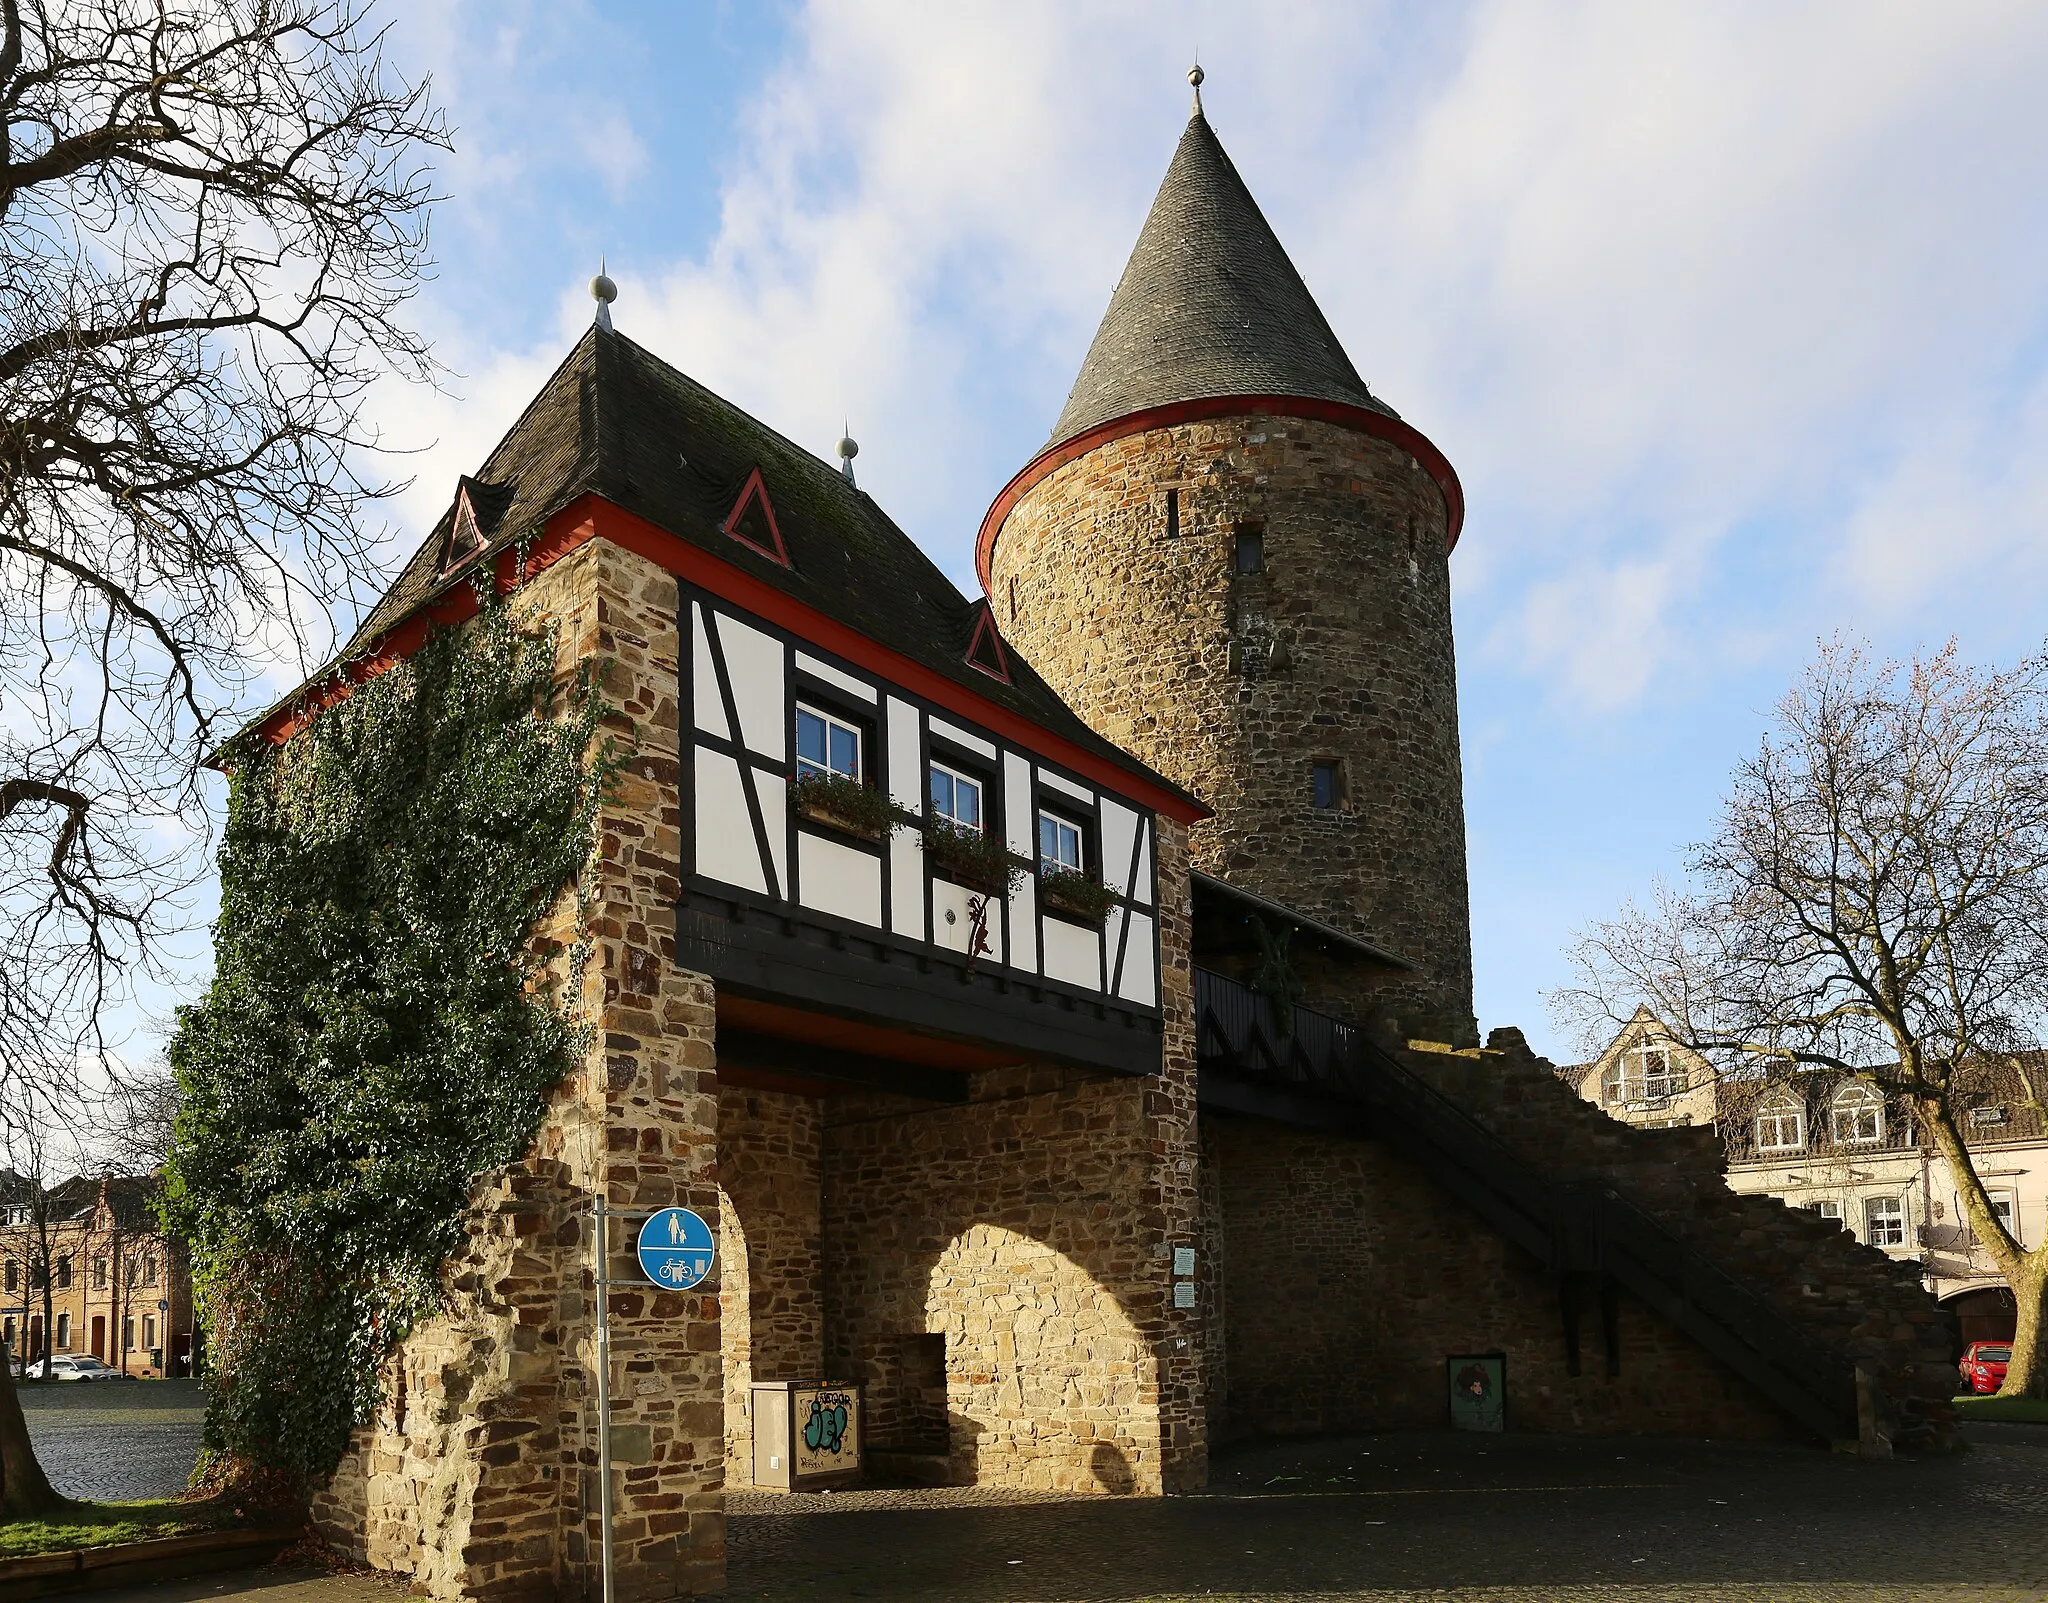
top-left (928, 762), bottom-right (984, 833)
top-left (1234, 525), bottom-right (1265, 574)
top-left (1038, 811), bottom-right (1083, 875)
top-left (796, 704), bottom-right (863, 782)
top-left (1165, 487), bottom-right (1180, 539)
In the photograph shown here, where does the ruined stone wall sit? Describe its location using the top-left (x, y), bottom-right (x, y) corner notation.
top-left (1205, 1115), bottom-right (1797, 1442)
top-left (311, 536), bottom-right (728, 1599)
top-left (717, 1087), bottom-right (823, 1486)
top-left (991, 414), bottom-right (1473, 1041)
top-left (816, 817), bottom-right (1205, 1494)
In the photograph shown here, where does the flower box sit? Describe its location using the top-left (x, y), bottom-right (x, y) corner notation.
top-left (923, 817), bottom-right (1022, 896)
top-left (791, 771), bottom-right (898, 843)
top-left (1038, 866), bottom-right (1118, 927)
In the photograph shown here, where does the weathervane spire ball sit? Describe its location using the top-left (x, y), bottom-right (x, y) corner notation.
top-left (837, 424), bottom-right (859, 487)
top-left (1189, 61), bottom-right (1204, 116)
top-left (591, 259), bottom-right (617, 331)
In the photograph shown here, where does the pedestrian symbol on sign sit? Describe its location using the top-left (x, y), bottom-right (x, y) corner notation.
top-left (636, 1207), bottom-right (715, 1290)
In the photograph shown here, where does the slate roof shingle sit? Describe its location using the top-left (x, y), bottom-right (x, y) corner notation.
top-left (1049, 109), bottom-right (1395, 449)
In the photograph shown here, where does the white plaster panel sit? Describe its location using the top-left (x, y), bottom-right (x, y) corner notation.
top-left (796, 652), bottom-right (877, 704)
top-left (694, 747), bottom-right (764, 894)
top-left (929, 715), bottom-right (996, 760)
top-left (1131, 818), bottom-right (1154, 908)
top-left (691, 604), bottom-right (729, 740)
top-left (798, 831), bottom-right (882, 927)
top-left (1004, 753), bottom-right (1037, 974)
top-left (1039, 769), bottom-right (1092, 804)
top-left (1116, 911), bottom-right (1157, 1007)
top-left (716, 613), bottom-right (786, 760)
top-left (1100, 799), bottom-right (1141, 900)
top-left (890, 828), bottom-right (925, 939)
top-left (932, 878), bottom-right (1003, 966)
top-left (1041, 916), bottom-right (1101, 990)
top-left (887, 697), bottom-right (923, 809)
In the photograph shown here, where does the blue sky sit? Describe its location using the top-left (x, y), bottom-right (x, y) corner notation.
top-left (180, 0), bottom-right (2048, 1065)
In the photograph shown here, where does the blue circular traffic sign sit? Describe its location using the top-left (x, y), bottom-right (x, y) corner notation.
top-left (637, 1207), bottom-right (715, 1290)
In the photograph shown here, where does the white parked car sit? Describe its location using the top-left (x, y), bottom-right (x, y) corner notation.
top-left (43, 1355), bottom-right (122, 1381)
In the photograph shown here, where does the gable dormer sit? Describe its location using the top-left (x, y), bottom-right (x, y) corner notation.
top-left (721, 467), bottom-right (790, 566)
top-left (965, 601), bottom-right (1012, 683)
top-left (439, 476), bottom-right (511, 573)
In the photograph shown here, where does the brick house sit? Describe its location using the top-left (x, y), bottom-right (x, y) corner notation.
top-left (232, 83), bottom-right (1956, 1601)
top-left (1, 1173), bottom-right (195, 1378)
top-left (1568, 1016), bottom-right (2043, 1344)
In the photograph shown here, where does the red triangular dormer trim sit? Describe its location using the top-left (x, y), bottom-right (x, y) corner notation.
top-left (965, 602), bottom-right (1012, 683)
top-left (442, 480), bottom-right (486, 572)
top-left (721, 467), bottom-right (790, 566)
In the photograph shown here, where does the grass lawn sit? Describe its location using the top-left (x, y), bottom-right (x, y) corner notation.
top-left (1953, 1393), bottom-right (2048, 1423)
top-left (0, 1498), bottom-right (230, 1559)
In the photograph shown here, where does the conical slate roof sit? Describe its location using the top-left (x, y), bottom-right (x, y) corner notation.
top-left (1048, 109), bottom-right (1394, 447)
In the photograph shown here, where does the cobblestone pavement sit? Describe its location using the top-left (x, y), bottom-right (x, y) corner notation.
top-left (724, 1430), bottom-right (2048, 1602)
top-left (57, 1424), bottom-right (2048, 1602)
top-left (17, 1376), bottom-right (205, 1501)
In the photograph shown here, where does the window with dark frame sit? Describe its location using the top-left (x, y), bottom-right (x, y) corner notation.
top-left (1234, 524), bottom-right (1265, 574)
top-left (1038, 809), bottom-right (1084, 876)
top-left (796, 702), bottom-right (864, 782)
top-left (928, 760), bottom-right (985, 833)
top-left (1312, 760), bottom-right (1342, 810)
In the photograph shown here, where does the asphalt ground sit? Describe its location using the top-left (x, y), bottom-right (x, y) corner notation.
top-left (16, 1375), bottom-right (206, 1501)
top-left (27, 1392), bottom-right (2048, 1601)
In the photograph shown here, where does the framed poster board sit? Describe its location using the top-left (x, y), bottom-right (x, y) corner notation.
top-left (1448, 1353), bottom-right (1506, 1431)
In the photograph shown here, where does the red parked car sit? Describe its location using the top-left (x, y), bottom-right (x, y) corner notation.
top-left (1960, 1341), bottom-right (2011, 1394)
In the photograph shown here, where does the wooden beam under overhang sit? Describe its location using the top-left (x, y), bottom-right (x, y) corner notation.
top-left (715, 1028), bottom-right (971, 1104)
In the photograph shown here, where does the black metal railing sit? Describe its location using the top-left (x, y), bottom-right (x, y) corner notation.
top-left (1192, 967), bottom-right (1860, 1442)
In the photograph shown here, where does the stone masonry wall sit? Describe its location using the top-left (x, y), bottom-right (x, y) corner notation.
top-left (311, 536), bottom-right (728, 1598)
top-left (816, 817), bottom-right (1206, 1494)
top-left (992, 414), bottom-right (1474, 1042)
top-left (718, 1086), bottom-right (824, 1486)
top-left (1400, 1029), bottom-right (1960, 1452)
top-left (1205, 1114), bottom-right (1797, 1441)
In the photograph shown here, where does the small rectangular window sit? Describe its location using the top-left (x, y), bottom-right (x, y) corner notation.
top-left (928, 762), bottom-right (984, 833)
top-left (1234, 526), bottom-right (1265, 574)
top-left (123, 1316), bottom-right (134, 1351)
top-left (1312, 760), bottom-right (1342, 810)
top-left (142, 1316), bottom-right (156, 1351)
top-left (1864, 1196), bottom-right (1906, 1247)
top-left (55, 1256), bottom-right (71, 1290)
top-left (1991, 1194), bottom-right (2018, 1241)
top-left (1038, 811), bottom-right (1083, 875)
top-left (1972, 1105), bottom-right (2009, 1126)
top-left (1816, 1200), bottom-right (1842, 1222)
top-left (92, 1257), bottom-right (106, 1290)
top-left (56, 1313), bottom-right (70, 1350)
top-left (3, 1260), bottom-right (14, 1293)
top-left (795, 703), bottom-right (863, 782)
top-left (1165, 487), bottom-right (1180, 539)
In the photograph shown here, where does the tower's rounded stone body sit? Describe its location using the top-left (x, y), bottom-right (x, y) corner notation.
top-left (990, 410), bottom-right (1474, 1038)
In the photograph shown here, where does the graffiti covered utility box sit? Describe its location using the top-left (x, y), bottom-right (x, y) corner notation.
top-left (750, 1381), bottom-right (863, 1491)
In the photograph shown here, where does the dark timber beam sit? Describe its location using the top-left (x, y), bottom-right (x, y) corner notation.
top-left (716, 1028), bottom-right (972, 1104)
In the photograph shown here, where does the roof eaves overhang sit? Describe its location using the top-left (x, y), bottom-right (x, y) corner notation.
top-left (223, 493), bottom-right (1211, 826)
top-left (977, 393), bottom-right (1465, 592)
top-left (1192, 869), bottom-right (1417, 971)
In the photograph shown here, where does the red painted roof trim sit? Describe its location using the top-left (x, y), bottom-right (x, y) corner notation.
top-left (246, 494), bottom-right (1208, 825)
top-left (975, 394), bottom-right (1465, 592)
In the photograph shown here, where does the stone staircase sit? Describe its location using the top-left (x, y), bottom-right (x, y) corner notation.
top-left (1193, 967), bottom-right (1960, 1453)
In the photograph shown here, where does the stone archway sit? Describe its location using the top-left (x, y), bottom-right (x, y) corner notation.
top-left (926, 1223), bottom-right (1155, 1494)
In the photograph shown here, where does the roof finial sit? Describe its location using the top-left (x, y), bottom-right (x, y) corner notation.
top-left (837, 423), bottom-right (858, 487)
top-left (590, 257), bottom-right (617, 332)
top-left (1189, 61), bottom-right (1204, 117)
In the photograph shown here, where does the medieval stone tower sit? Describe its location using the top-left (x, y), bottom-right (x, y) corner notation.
top-left (980, 82), bottom-right (1476, 1041)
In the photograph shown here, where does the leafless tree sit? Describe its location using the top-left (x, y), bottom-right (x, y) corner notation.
top-left (0, 0), bottom-right (443, 1516)
top-left (1556, 639), bottom-right (2048, 1398)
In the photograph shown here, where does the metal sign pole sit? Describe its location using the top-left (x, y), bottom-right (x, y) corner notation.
top-left (594, 1195), bottom-right (614, 1603)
